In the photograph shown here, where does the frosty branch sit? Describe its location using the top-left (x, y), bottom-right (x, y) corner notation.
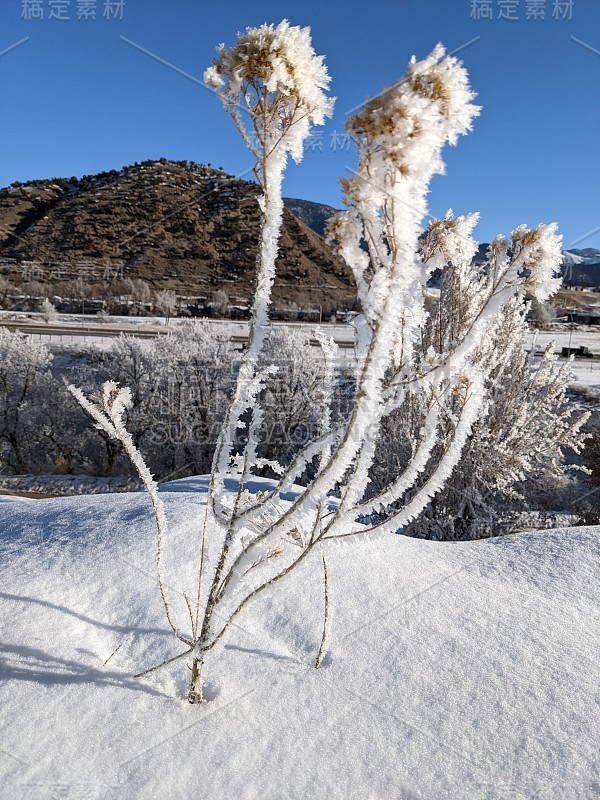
top-left (70, 23), bottom-right (567, 703)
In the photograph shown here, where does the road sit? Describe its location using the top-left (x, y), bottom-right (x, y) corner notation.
top-left (0, 316), bottom-right (358, 363)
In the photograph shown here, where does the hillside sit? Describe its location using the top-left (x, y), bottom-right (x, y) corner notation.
top-left (283, 197), bottom-right (339, 238)
top-left (0, 477), bottom-right (598, 798)
top-left (1, 160), bottom-right (597, 316)
top-left (561, 249), bottom-right (600, 287)
top-left (0, 160), bottom-right (355, 311)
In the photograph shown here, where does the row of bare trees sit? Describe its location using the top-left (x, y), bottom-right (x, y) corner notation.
top-left (0, 323), bottom-right (329, 483)
top-left (0, 277), bottom-right (235, 321)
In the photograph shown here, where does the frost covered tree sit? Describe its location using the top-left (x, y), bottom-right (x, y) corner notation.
top-left (70, 278), bottom-right (89, 315)
top-left (40, 298), bottom-right (57, 324)
top-left (0, 277), bottom-right (13, 309)
top-left (258, 327), bottom-right (330, 468)
top-left (154, 289), bottom-right (178, 324)
top-left (149, 321), bottom-right (237, 477)
top-left (0, 329), bottom-right (60, 473)
top-left (0, 329), bottom-right (124, 477)
top-left (369, 214), bottom-right (588, 539)
top-left (582, 422), bottom-right (600, 517)
top-left (0, 324), bottom-right (330, 482)
top-left (528, 296), bottom-right (554, 329)
top-left (121, 278), bottom-right (151, 316)
top-left (76, 324), bottom-right (236, 480)
top-left (71, 28), bottom-right (566, 703)
top-left (95, 336), bottom-right (158, 475)
top-left (210, 290), bottom-right (229, 318)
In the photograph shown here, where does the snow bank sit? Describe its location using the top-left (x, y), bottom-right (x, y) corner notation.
top-left (0, 474), bottom-right (139, 497)
top-left (0, 478), bottom-right (598, 799)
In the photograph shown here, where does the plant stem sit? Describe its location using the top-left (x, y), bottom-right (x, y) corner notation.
top-left (188, 656), bottom-right (204, 705)
top-left (315, 554), bottom-right (330, 669)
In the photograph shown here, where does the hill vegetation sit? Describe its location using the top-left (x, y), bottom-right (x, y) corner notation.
top-left (0, 159), bottom-right (355, 315)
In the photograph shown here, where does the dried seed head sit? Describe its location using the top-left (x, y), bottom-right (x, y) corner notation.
top-left (345, 44), bottom-right (480, 183)
top-left (204, 20), bottom-right (334, 162)
top-left (511, 222), bottom-right (563, 301)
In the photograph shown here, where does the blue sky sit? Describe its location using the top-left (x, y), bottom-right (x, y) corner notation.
top-left (1, 0), bottom-right (598, 248)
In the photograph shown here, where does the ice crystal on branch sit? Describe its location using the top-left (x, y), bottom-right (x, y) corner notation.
top-left (420, 210), bottom-right (480, 272)
top-left (204, 20), bottom-right (334, 164)
top-left (328, 46), bottom-right (480, 332)
top-left (345, 44), bottom-right (480, 190)
top-left (511, 222), bottom-right (563, 301)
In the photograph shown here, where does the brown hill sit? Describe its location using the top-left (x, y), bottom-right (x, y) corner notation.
top-left (0, 160), bottom-right (355, 312)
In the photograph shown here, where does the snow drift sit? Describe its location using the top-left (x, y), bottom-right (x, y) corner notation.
top-left (0, 478), bottom-right (598, 799)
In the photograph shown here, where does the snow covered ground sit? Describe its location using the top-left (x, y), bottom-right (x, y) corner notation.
top-left (569, 365), bottom-right (600, 399)
top-left (0, 478), bottom-right (598, 799)
top-left (0, 473), bottom-right (138, 497)
top-left (5, 310), bottom-right (600, 381)
top-left (534, 329), bottom-right (600, 357)
top-left (518, 329), bottom-right (600, 397)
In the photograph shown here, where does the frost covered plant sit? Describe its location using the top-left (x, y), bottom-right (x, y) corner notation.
top-left (203, 19), bottom-right (334, 532)
top-left (71, 33), bottom-right (565, 705)
top-left (204, 20), bottom-right (334, 164)
top-left (203, 19), bottom-right (333, 353)
top-left (68, 383), bottom-right (191, 646)
top-left (511, 223), bottom-right (563, 301)
top-left (371, 225), bottom-right (588, 539)
top-left (40, 297), bottom-right (57, 324)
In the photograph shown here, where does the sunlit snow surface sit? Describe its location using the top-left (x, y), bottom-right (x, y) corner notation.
top-left (0, 478), bottom-right (598, 799)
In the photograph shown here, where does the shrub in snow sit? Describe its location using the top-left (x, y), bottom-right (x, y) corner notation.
top-left (154, 289), bottom-right (178, 324)
top-left (88, 324), bottom-right (237, 480)
top-left (0, 329), bottom-right (56, 473)
top-left (40, 297), bottom-right (57, 323)
top-left (149, 322), bottom-right (238, 475)
top-left (370, 218), bottom-right (589, 539)
top-left (71, 27), bottom-right (567, 703)
top-left (0, 323), bottom-right (332, 482)
top-left (257, 327), bottom-right (331, 468)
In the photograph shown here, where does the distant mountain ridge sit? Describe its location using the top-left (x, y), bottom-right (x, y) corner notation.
top-left (560, 248), bottom-right (600, 287)
top-left (563, 248), bottom-right (600, 265)
top-left (284, 203), bottom-right (600, 287)
top-left (282, 198), bottom-right (338, 238)
top-left (0, 160), bottom-right (597, 308)
top-left (0, 160), bottom-right (355, 311)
